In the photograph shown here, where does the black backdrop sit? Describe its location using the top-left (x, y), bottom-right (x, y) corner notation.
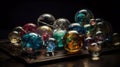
top-left (0, 0), bottom-right (119, 39)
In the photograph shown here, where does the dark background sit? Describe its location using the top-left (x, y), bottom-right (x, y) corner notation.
top-left (0, 0), bottom-right (119, 40)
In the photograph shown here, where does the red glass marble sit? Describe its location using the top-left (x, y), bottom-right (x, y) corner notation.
top-left (23, 23), bottom-right (37, 33)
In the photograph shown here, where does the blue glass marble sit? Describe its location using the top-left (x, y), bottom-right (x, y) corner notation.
top-left (46, 38), bottom-right (56, 56)
top-left (21, 33), bottom-right (43, 50)
top-left (67, 23), bottom-right (86, 35)
top-left (75, 9), bottom-right (94, 26)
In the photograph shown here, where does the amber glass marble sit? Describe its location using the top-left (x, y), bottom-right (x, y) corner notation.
top-left (63, 30), bottom-right (83, 53)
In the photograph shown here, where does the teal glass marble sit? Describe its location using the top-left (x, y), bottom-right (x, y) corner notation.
top-left (8, 31), bottom-right (21, 44)
top-left (37, 13), bottom-right (55, 26)
top-left (75, 9), bottom-right (94, 26)
top-left (53, 29), bottom-right (66, 48)
top-left (46, 38), bottom-right (57, 56)
top-left (53, 18), bottom-right (70, 30)
top-left (21, 33), bottom-right (43, 50)
top-left (67, 23), bottom-right (86, 35)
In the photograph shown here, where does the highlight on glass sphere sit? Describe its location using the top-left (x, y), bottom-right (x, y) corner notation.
top-left (53, 29), bottom-right (66, 48)
top-left (36, 25), bottom-right (53, 45)
top-left (75, 9), bottom-right (94, 26)
top-left (23, 23), bottom-right (37, 33)
top-left (8, 31), bottom-right (21, 45)
top-left (63, 30), bottom-right (83, 53)
top-left (37, 13), bottom-right (55, 27)
top-left (53, 18), bottom-right (70, 30)
top-left (67, 23), bottom-right (86, 35)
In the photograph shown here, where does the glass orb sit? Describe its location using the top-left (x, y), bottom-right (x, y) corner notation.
top-left (67, 23), bottom-right (86, 35)
top-left (112, 33), bottom-right (120, 46)
top-left (96, 21), bottom-right (112, 36)
top-left (23, 23), bottom-right (37, 33)
top-left (84, 36), bottom-right (94, 49)
top-left (63, 30), bottom-right (83, 53)
top-left (13, 26), bottom-right (26, 36)
top-left (46, 38), bottom-right (57, 56)
top-left (36, 26), bottom-right (53, 45)
top-left (75, 9), bottom-right (94, 26)
top-left (21, 33), bottom-right (43, 50)
top-left (8, 31), bottom-right (21, 44)
top-left (37, 13), bottom-right (55, 26)
top-left (94, 31), bottom-right (105, 45)
top-left (53, 18), bottom-right (70, 30)
top-left (88, 42), bottom-right (101, 60)
top-left (53, 29), bottom-right (66, 48)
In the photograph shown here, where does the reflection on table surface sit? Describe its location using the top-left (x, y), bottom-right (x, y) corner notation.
top-left (0, 50), bottom-right (120, 67)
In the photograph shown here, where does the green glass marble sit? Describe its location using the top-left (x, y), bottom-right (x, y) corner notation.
top-left (53, 29), bottom-right (66, 48)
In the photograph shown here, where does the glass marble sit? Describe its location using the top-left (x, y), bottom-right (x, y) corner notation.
top-left (21, 33), bottom-right (43, 50)
top-left (37, 13), bottom-right (55, 26)
top-left (67, 23), bottom-right (86, 35)
top-left (23, 23), bottom-right (37, 33)
top-left (53, 18), bottom-right (70, 30)
top-left (53, 29), bottom-right (66, 48)
top-left (13, 26), bottom-right (26, 36)
top-left (36, 26), bottom-right (53, 45)
top-left (8, 31), bottom-right (21, 44)
top-left (95, 21), bottom-right (112, 36)
top-left (75, 9), bottom-right (94, 26)
top-left (112, 33), bottom-right (120, 46)
top-left (84, 36), bottom-right (94, 49)
top-left (84, 24), bottom-right (94, 35)
top-left (46, 38), bottom-right (56, 56)
top-left (63, 30), bottom-right (83, 53)
top-left (88, 42), bottom-right (101, 60)
top-left (94, 31), bottom-right (105, 45)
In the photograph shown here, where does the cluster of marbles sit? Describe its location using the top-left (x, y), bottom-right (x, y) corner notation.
top-left (8, 9), bottom-right (118, 60)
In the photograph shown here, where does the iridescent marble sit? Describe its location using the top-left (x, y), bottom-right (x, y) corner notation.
top-left (53, 29), bottom-right (66, 48)
top-left (53, 18), bottom-right (70, 30)
top-left (67, 23), bottom-right (86, 35)
top-left (21, 33), bottom-right (43, 50)
top-left (46, 38), bottom-right (56, 56)
top-left (75, 9), bottom-right (94, 26)
top-left (36, 26), bottom-right (53, 45)
top-left (8, 31), bottom-right (21, 44)
top-left (63, 30), bottom-right (83, 53)
top-left (23, 23), bottom-right (37, 33)
top-left (37, 13), bottom-right (55, 26)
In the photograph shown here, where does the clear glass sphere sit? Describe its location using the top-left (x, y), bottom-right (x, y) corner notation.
top-left (53, 18), bottom-right (70, 30)
top-left (37, 13), bottom-right (55, 26)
